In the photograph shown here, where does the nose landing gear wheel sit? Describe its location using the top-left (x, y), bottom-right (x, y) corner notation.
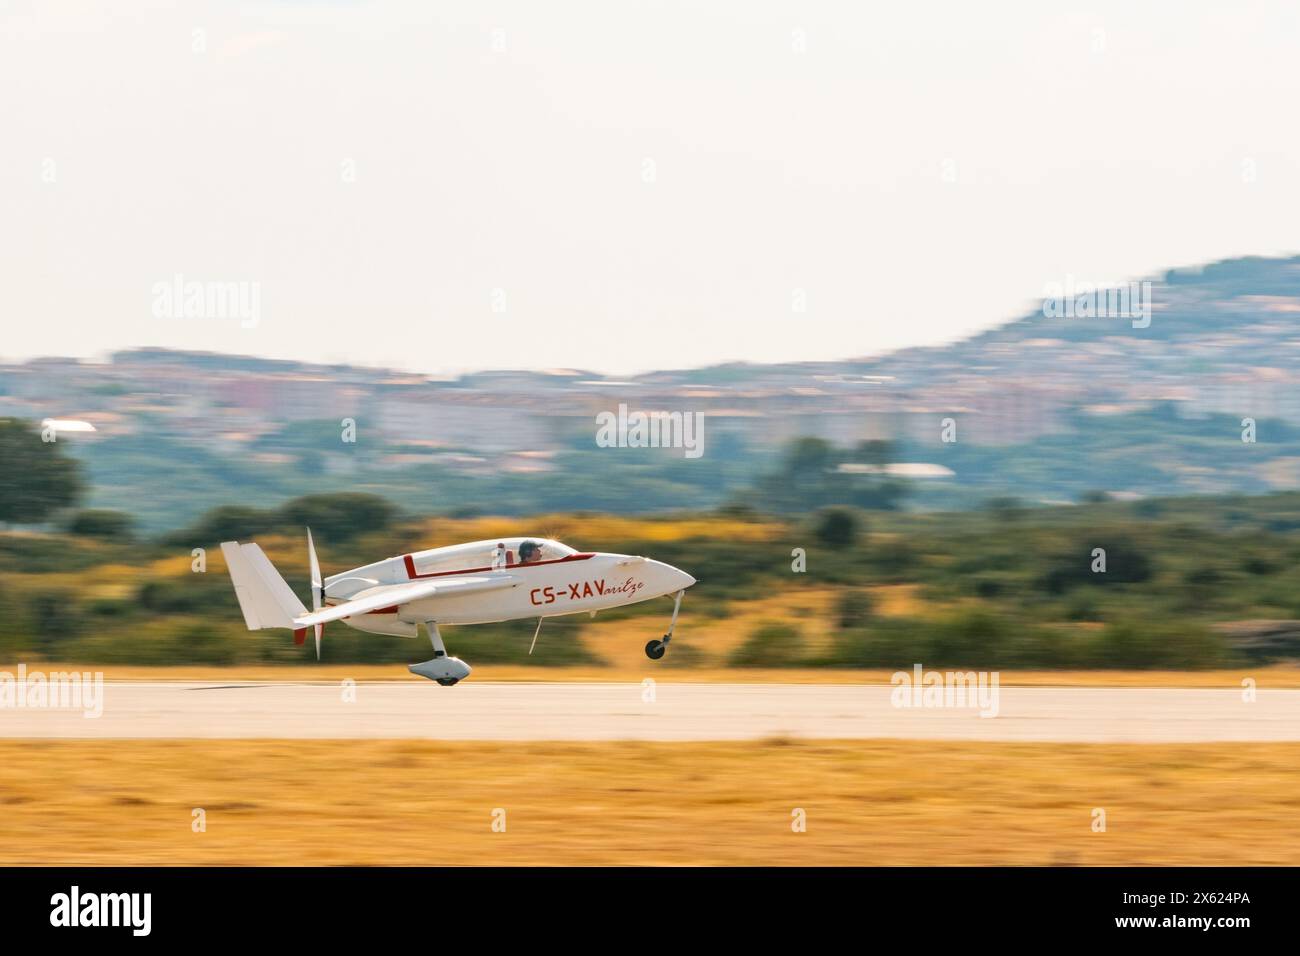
top-left (645, 639), bottom-right (666, 660)
top-left (436, 678), bottom-right (460, 686)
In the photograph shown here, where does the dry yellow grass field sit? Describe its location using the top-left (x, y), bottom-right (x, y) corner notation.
top-left (2, 739), bottom-right (1297, 865)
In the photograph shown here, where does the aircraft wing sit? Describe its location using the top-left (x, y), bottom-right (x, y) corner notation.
top-left (293, 574), bottom-right (519, 627)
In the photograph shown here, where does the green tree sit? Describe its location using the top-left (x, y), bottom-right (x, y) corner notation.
top-left (65, 509), bottom-right (135, 540)
top-left (786, 436), bottom-right (837, 481)
top-left (752, 437), bottom-right (907, 513)
top-left (1040, 537), bottom-right (1152, 594)
top-left (278, 493), bottom-right (397, 542)
top-left (165, 504), bottom-right (277, 547)
top-left (813, 507), bottom-right (860, 549)
top-left (0, 417), bottom-right (84, 527)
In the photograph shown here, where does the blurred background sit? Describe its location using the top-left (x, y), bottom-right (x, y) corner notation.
top-left (3, 254), bottom-right (1300, 670)
top-left (3, 1), bottom-right (1300, 672)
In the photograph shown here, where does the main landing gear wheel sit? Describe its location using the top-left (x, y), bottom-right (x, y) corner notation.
top-left (645, 639), bottom-right (667, 660)
top-left (408, 622), bottom-right (473, 685)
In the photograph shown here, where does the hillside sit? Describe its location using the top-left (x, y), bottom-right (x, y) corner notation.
top-left (2, 255), bottom-right (1299, 529)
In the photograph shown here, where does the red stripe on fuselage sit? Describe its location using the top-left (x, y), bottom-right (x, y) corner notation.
top-left (322, 553), bottom-right (598, 619)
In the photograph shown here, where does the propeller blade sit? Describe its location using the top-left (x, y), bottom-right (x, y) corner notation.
top-left (308, 528), bottom-right (324, 660)
top-left (307, 528), bottom-right (322, 611)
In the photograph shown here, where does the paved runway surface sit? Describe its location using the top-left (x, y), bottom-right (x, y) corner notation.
top-left (2, 681), bottom-right (1299, 742)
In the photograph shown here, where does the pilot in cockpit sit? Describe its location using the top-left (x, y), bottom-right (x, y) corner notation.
top-left (518, 540), bottom-right (544, 564)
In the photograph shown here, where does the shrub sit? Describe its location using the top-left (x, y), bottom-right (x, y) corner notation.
top-left (925, 609), bottom-right (1010, 669)
top-left (820, 617), bottom-right (925, 669)
top-left (139, 576), bottom-right (234, 614)
top-left (813, 507), bottom-right (859, 549)
top-left (729, 623), bottom-right (806, 667)
top-left (1040, 538), bottom-right (1152, 594)
top-left (166, 505), bottom-right (277, 547)
top-left (834, 590), bottom-right (874, 629)
top-left (278, 493), bottom-right (397, 542)
top-left (1084, 619), bottom-right (1228, 669)
top-left (65, 509), bottom-right (136, 540)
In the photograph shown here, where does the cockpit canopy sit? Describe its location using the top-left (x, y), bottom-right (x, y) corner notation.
top-left (406, 537), bottom-right (577, 576)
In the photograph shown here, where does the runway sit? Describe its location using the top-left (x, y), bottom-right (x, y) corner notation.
top-left (2, 680), bottom-right (1298, 742)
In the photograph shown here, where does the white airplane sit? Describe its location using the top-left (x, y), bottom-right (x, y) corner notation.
top-left (220, 533), bottom-right (696, 684)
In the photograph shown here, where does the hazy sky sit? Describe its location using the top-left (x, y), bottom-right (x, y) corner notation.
top-left (3, 1), bottom-right (1299, 375)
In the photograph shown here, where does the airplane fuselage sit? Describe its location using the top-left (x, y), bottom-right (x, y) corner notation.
top-left (222, 532), bottom-right (695, 680)
top-left (325, 542), bottom-right (695, 637)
